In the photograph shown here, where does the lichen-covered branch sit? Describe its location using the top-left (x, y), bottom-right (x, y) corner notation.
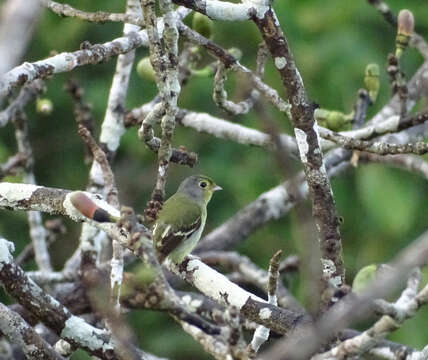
top-left (262, 228), bottom-right (428, 360)
top-left (197, 148), bottom-right (350, 252)
top-left (172, 0), bottom-right (270, 21)
top-left (249, 250), bottom-right (282, 354)
top-left (0, 7), bottom-right (190, 100)
top-left (41, 0), bottom-right (144, 27)
top-left (0, 79), bottom-right (45, 127)
top-left (100, 0), bottom-right (142, 315)
top-left (250, 7), bottom-right (344, 289)
top-left (128, 105), bottom-right (298, 154)
top-left (178, 23), bottom-right (291, 115)
top-left (343, 107), bottom-right (428, 142)
top-left (140, 0), bottom-right (182, 221)
top-left (200, 250), bottom-right (302, 311)
top-left (213, 61), bottom-right (257, 115)
top-left (0, 302), bottom-right (65, 360)
top-left (168, 258), bottom-right (307, 335)
top-left (0, 239), bottom-right (126, 360)
top-left (312, 269), bottom-right (428, 360)
top-left (320, 127), bottom-right (428, 155)
top-left (12, 109), bottom-right (52, 272)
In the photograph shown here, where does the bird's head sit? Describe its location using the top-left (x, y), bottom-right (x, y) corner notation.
top-left (178, 175), bottom-right (222, 203)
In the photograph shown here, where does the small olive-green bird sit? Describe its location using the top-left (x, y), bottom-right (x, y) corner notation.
top-left (153, 175), bottom-right (221, 264)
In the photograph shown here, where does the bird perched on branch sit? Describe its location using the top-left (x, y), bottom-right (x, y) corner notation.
top-left (69, 174), bottom-right (221, 264)
top-left (153, 175), bottom-right (221, 264)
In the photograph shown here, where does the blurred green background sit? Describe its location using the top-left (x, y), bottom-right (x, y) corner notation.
top-left (1, 0), bottom-right (428, 358)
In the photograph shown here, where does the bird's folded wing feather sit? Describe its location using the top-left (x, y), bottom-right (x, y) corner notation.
top-left (153, 194), bottom-right (202, 261)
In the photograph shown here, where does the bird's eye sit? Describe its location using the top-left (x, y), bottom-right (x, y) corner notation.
top-left (199, 181), bottom-right (207, 188)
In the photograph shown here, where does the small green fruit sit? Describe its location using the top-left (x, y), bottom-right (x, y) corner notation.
top-left (134, 264), bottom-right (157, 286)
top-left (36, 98), bottom-right (53, 115)
top-left (227, 47), bottom-right (243, 61)
top-left (352, 264), bottom-right (378, 295)
top-left (314, 108), bottom-right (352, 131)
top-left (191, 66), bottom-right (215, 78)
top-left (192, 13), bottom-right (214, 39)
top-left (136, 57), bottom-right (156, 82)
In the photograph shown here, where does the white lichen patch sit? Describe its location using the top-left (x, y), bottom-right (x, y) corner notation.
top-left (110, 258), bottom-right (123, 285)
top-left (100, 113), bottom-right (125, 153)
top-left (206, 0), bottom-right (268, 21)
top-left (259, 185), bottom-right (288, 219)
top-left (0, 239), bottom-right (14, 269)
top-left (182, 259), bottom-right (265, 309)
top-left (259, 307), bottom-right (272, 320)
top-left (181, 294), bottom-right (203, 312)
top-left (80, 225), bottom-right (103, 253)
top-left (61, 316), bottom-right (114, 352)
top-left (330, 275), bottom-right (342, 287)
top-left (294, 128), bottom-right (309, 164)
top-left (182, 112), bottom-right (269, 147)
top-left (374, 115), bottom-right (400, 134)
top-left (89, 161), bottom-right (105, 188)
top-left (54, 339), bottom-right (72, 356)
top-left (321, 258), bottom-right (336, 275)
top-left (268, 294), bottom-right (277, 306)
top-left (274, 57), bottom-right (287, 70)
top-left (0, 182), bottom-right (40, 207)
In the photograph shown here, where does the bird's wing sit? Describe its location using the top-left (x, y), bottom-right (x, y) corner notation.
top-left (153, 194), bottom-right (202, 262)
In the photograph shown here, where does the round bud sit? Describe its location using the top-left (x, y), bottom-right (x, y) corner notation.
top-left (397, 9), bottom-right (414, 37)
top-left (136, 57), bottom-right (156, 82)
top-left (36, 98), bottom-right (53, 115)
top-left (227, 47), bottom-right (243, 61)
top-left (192, 13), bottom-right (214, 39)
top-left (396, 10), bottom-right (415, 57)
top-left (352, 264), bottom-right (378, 295)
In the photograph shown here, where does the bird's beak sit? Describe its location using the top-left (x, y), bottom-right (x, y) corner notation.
top-left (213, 185), bottom-right (222, 191)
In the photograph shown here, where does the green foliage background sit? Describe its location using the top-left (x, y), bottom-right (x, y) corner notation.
top-left (0, 0), bottom-right (428, 358)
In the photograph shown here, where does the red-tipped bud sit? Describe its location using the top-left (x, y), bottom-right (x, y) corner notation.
top-left (70, 192), bottom-right (113, 222)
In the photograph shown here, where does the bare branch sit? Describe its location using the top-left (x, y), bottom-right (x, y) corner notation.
top-left (0, 238), bottom-right (127, 360)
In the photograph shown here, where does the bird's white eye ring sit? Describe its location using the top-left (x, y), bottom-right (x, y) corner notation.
top-left (199, 181), bottom-right (207, 188)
